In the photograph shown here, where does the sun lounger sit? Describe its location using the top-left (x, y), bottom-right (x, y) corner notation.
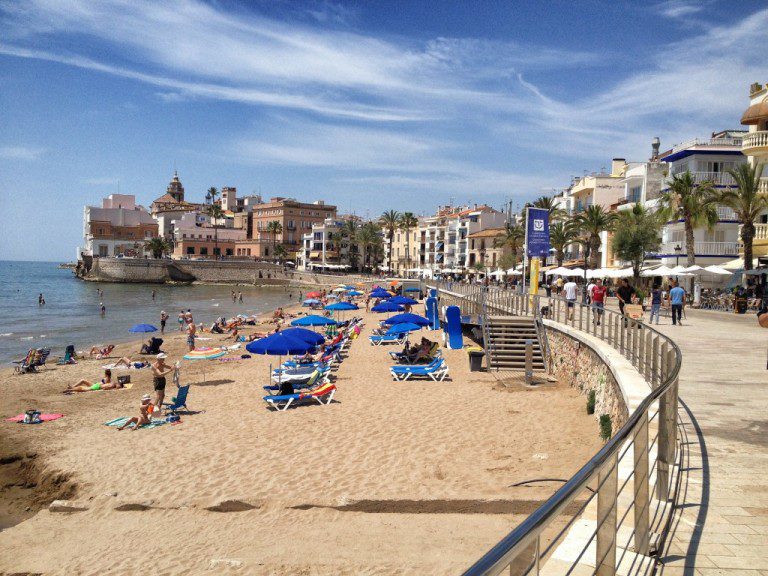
top-left (264, 369), bottom-right (329, 392)
top-left (57, 345), bottom-right (77, 365)
top-left (271, 365), bottom-right (330, 384)
top-left (140, 337), bottom-right (164, 355)
top-left (369, 333), bottom-right (406, 346)
top-left (14, 348), bottom-right (50, 374)
top-left (163, 385), bottom-right (190, 414)
top-left (390, 357), bottom-right (449, 381)
top-left (262, 381), bottom-right (337, 411)
top-left (389, 343), bottom-right (440, 364)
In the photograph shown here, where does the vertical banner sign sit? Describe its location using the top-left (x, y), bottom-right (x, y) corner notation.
top-left (529, 257), bottom-right (540, 304)
top-left (526, 208), bottom-right (551, 260)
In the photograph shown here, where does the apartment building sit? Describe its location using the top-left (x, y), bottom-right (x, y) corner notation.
top-left (170, 212), bottom-right (247, 258)
top-left (740, 81), bottom-right (768, 262)
top-left (79, 194), bottom-right (158, 258)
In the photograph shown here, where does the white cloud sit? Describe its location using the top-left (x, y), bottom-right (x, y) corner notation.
top-left (0, 145), bottom-right (43, 160)
top-left (655, 1), bottom-right (704, 19)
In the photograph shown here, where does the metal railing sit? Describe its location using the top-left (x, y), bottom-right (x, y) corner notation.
top-left (671, 136), bottom-right (742, 152)
top-left (428, 281), bottom-right (683, 576)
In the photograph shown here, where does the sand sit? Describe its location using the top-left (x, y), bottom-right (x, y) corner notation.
top-left (0, 302), bottom-right (601, 575)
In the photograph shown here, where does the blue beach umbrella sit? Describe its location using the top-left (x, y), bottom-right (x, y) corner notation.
top-left (129, 324), bottom-right (157, 333)
top-left (325, 302), bottom-right (358, 311)
top-left (371, 302), bottom-right (404, 313)
top-left (383, 313), bottom-right (430, 326)
top-left (386, 322), bottom-right (422, 336)
top-left (403, 287), bottom-right (421, 293)
top-left (279, 327), bottom-right (325, 346)
top-left (302, 298), bottom-right (320, 306)
top-left (347, 290), bottom-right (364, 296)
top-left (291, 315), bottom-right (338, 327)
top-left (370, 289), bottom-right (391, 298)
top-left (246, 332), bottom-right (315, 385)
top-left (388, 296), bottom-right (418, 306)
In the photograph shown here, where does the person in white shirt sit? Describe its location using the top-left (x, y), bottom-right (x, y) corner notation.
top-left (563, 279), bottom-right (578, 320)
top-left (586, 281), bottom-right (596, 304)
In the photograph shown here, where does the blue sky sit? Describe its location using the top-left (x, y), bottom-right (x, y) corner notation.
top-left (1, 0), bottom-right (767, 261)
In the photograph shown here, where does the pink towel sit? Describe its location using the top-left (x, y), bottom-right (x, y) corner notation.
top-left (6, 413), bottom-right (64, 423)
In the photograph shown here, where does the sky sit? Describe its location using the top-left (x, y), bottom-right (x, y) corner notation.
top-left (1, 0), bottom-right (767, 261)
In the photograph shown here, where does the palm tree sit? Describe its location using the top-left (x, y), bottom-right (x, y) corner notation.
top-left (206, 186), bottom-right (218, 206)
top-left (274, 244), bottom-right (288, 262)
top-left (549, 220), bottom-right (579, 266)
top-left (399, 212), bottom-right (418, 276)
top-left (533, 195), bottom-right (567, 222)
top-left (265, 220), bottom-right (283, 261)
top-left (207, 203), bottom-right (225, 258)
top-left (493, 222), bottom-right (525, 268)
top-left (356, 222), bottom-right (381, 272)
top-left (718, 163), bottom-right (767, 271)
top-left (144, 237), bottom-right (171, 259)
top-left (326, 231), bottom-right (342, 264)
top-left (659, 171), bottom-right (718, 267)
top-left (379, 210), bottom-right (401, 272)
top-left (574, 205), bottom-right (616, 269)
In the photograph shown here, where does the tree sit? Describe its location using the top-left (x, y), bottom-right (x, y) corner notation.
top-left (718, 162), bottom-right (768, 271)
top-left (379, 210), bottom-right (401, 272)
top-left (326, 231), bottom-right (342, 264)
top-left (575, 205), bottom-right (616, 269)
top-left (399, 212), bottom-right (418, 276)
top-left (493, 222), bottom-right (525, 268)
top-left (341, 219), bottom-right (359, 270)
top-left (356, 221), bottom-right (381, 272)
top-left (207, 203), bottom-right (225, 258)
top-left (265, 221), bottom-right (283, 262)
top-left (498, 252), bottom-right (517, 272)
top-left (533, 195), bottom-right (567, 222)
top-left (659, 171), bottom-right (718, 267)
top-left (274, 244), bottom-right (288, 262)
top-left (549, 220), bottom-right (579, 267)
top-left (612, 203), bottom-right (663, 282)
top-left (144, 237), bottom-right (171, 259)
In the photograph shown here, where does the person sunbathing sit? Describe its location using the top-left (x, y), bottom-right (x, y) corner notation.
top-left (112, 357), bottom-right (149, 369)
top-left (89, 344), bottom-right (115, 359)
top-left (63, 369), bottom-right (122, 393)
top-left (223, 327), bottom-right (239, 341)
top-left (117, 395), bottom-right (152, 431)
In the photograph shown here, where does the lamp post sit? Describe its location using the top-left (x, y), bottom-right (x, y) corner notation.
top-left (674, 244), bottom-right (682, 267)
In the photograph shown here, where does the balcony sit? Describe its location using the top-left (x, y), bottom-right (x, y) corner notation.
top-left (689, 171), bottom-right (737, 186)
top-left (658, 241), bottom-right (740, 256)
top-left (671, 137), bottom-right (743, 153)
top-left (760, 178), bottom-right (768, 195)
top-left (742, 130), bottom-right (768, 156)
top-left (715, 206), bottom-right (739, 221)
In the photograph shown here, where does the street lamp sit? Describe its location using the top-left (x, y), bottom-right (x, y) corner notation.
top-left (674, 244), bottom-right (682, 267)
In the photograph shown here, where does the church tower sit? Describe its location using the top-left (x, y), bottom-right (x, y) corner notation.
top-left (166, 171), bottom-right (185, 202)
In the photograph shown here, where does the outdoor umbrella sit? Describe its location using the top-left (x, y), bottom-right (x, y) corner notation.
top-left (371, 302), bottom-right (404, 313)
top-left (279, 327), bottom-right (325, 346)
top-left (246, 332), bottom-right (314, 386)
top-left (403, 287), bottom-right (421, 293)
top-left (305, 291), bottom-right (322, 298)
top-left (302, 298), bottom-right (320, 306)
top-left (388, 295), bottom-right (418, 306)
top-left (347, 290), bottom-right (364, 296)
top-left (370, 289), bottom-right (391, 298)
top-left (386, 322), bottom-right (422, 335)
top-left (290, 315), bottom-right (338, 327)
top-left (129, 324), bottom-right (157, 333)
top-left (183, 346), bottom-right (227, 384)
top-left (325, 302), bottom-right (359, 311)
top-left (383, 313), bottom-right (430, 326)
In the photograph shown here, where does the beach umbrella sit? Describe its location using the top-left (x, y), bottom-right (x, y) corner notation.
top-left (403, 287), bottom-right (421, 293)
top-left (246, 333), bottom-right (315, 386)
top-left (325, 302), bottom-right (358, 311)
top-left (388, 295), bottom-right (418, 306)
top-left (370, 289), bottom-right (391, 298)
top-left (386, 322), bottom-right (422, 336)
top-left (129, 323), bottom-right (158, 333)
top-left (306, 291), bottom-right (322, 298)
top-left (703, 265), bottom-right (732, 276)
top-left (383, 313), bottom-right (430, 326)
top-left (291, 315), bottom-right (338, 327)
top-left (302, 298), bottom-right (320, 306)
top-left (278, 327), bottom-right (325, 346)
top-left (183, 346), bottom-right (227, 384)
top-left (371, 301), bottom-right (404, 313)
top-left (347, 290), bottom-right (364, 296)
top-left (331, 286), bottom-right (347, 293)
top-left (344, 285), bottom-right (355, 290)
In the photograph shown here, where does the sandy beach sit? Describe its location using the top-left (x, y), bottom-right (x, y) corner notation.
top-left (0, 301), bottom-right (601, 575)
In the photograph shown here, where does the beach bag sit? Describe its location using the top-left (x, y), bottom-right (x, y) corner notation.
top-left (23, 410), bottom-right (41, 424)
top-left (118, 375), bottom-right (131, 385)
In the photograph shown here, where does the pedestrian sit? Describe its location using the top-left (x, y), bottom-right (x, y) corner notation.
top-left (669, 280), bottom-right (685, 326)
top-left (586, 279), bottom-right (595, 305)
top-left (38, 293), bottom-right (44, 306)
top-left (231, 290), bottom-right (236, 303)
top-left (178, 310), bottom-right (185, 331)
top-left (151, 353), bottom-right (175, 415)
top-left (590, 279), bottom-right (607, 325)
top-left (616, 279), bottom-right (635, 316)
top-left (100, 302), bottom-right (106, 316)
top-left (563, 278), bottom-right (578, 321)
top-left (648, 283), bottom-right (662, 325)
top-left (160, 310), bottom-right (168, 334)
top-left (238, 291), bottom-right (243, 303)
top-left (151, 289), bottom-right (156, 301)
top-left (185, 309), bottom-right (193, 325)
top-left (186, 320), bottom-right (197, 351)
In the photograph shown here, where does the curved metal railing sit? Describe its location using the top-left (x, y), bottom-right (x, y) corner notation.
top-left (428, 281), bottom-right (683, 576)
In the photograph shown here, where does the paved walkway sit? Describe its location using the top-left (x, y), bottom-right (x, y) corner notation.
top-left (653, 308), bottom-right (768, 576)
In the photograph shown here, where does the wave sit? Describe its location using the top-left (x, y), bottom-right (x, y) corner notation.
top-left (0, 333), bottom-right (12, 337)
top-left (20, 336), bottom-right (34, 341)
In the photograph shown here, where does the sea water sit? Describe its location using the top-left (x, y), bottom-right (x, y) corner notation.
top-left (0, 261), bottom-right (300, 363)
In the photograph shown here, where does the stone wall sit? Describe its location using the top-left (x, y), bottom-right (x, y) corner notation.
top-left (546, 326), bottom-right (629, 432)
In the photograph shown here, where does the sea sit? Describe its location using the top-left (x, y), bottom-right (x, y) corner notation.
top-left (0, 261), bottom-right (300, 363)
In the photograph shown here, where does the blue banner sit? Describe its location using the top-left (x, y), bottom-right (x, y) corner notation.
top-left (526, 207), bottom-right (550, 259)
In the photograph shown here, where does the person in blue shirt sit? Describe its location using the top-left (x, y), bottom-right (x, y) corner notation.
top-left (668, 280), bottom-right (686, 326)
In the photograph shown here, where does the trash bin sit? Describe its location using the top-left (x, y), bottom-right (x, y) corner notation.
top-left (467, 347), bottom-right (485, 372)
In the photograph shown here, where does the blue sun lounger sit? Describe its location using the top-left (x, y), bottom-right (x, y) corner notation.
top-left (263, 382), bottom-right (337, 411)
top-left (390, 357), bottom-right (449, 381)
top-left (369, 333), bottom-right (407, 346)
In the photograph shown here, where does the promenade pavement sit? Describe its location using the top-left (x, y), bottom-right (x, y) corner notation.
top-left (653, 307), bottom-right (768, 575)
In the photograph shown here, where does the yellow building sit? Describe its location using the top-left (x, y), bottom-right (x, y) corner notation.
top-left (740, 81), bottom-right (768, 259)
top-left (389, 224), bottom-right (421, 275)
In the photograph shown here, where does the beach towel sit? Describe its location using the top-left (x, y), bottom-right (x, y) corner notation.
top-left (6, 413), bottom-right (64, 423)
top-left (104, 417), bottom-right (166, 430)
top-left (102, 363), bottom-right (148, 370)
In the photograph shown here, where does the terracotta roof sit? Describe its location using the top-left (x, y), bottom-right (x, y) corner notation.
top-left (741, 100), bottom-right (768, 125)
top-left (152, 193), bottom-right (181, 204)
top-left (468, 227), bottom-right (505, 239)
top-left (457, 204), bottom-right (497, 217)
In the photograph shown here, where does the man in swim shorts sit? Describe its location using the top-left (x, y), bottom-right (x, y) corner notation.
top-left (186, 321), bottom-right (197, 352)
top-left (152, 353), bottom-right (175, 413)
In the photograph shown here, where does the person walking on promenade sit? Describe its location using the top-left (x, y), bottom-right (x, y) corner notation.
top-left (160, 310), bottom-right (168, 334)
top-left (590, 279), bottom-right (607, 325)
top-left (616, 278), bottom-right (635, 316)
top-left (563, 278), bottom-right (578, 321)
top-left (669, 280), bottom-right (685, 326)
top-left (648, 283), bottom-right (662, 325)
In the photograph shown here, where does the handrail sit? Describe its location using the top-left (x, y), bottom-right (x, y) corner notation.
top-left (427, 281), bottom-right (683, 575)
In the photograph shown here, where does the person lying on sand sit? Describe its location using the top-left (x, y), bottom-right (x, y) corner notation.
top-left (112, 357), bottom-right (149, 369)
top-left (88, 344), bottom-right (115, 359)
top-left (63, 369), bottom-right (122, 393)
top-left (223, 327), bottom-right (239, 341)
top-left (117, 395), bottom-right (152, 431)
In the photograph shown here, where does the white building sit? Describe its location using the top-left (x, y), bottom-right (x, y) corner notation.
top-left (79, 194), bottom-right (158, 258)
top-left (299, 218), bottom-right (350, 270)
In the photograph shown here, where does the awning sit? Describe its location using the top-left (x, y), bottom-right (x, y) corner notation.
top-left (721, 257), bottom-right (760, 270)
top-left (740, 101), bottom-right (768, 125)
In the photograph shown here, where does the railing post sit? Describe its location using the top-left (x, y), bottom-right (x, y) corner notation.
top-left (652, 336), bottom-right (660, 389)
top-left (632, 321), bottom-right (640, 368)
top-left (656, 345), bottom-right (675, 501)
top-left (633, 415), bottom-right (650, 556)
top-left (619, 317), bottom-right (625, 354)
top-left (596, 452), bottom-right (618, 576)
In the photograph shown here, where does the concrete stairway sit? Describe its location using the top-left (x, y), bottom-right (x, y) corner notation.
top-left (484, 315), bottom-right (546, 371)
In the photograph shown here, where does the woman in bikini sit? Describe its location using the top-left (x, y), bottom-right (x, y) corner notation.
top-left (63, 369), bottom-right (122, 393)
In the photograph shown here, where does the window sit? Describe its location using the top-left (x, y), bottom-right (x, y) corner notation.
top-left (225, 248), bottom-right (233, 256)
top-left (186, 247), bottom-right (195, 255)
top-left (629, 185), bottom-right (642, 203)
top-left (98, 245), bottom-right (108, 257)
top-left (200, 247), bottom-right (208, 255)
